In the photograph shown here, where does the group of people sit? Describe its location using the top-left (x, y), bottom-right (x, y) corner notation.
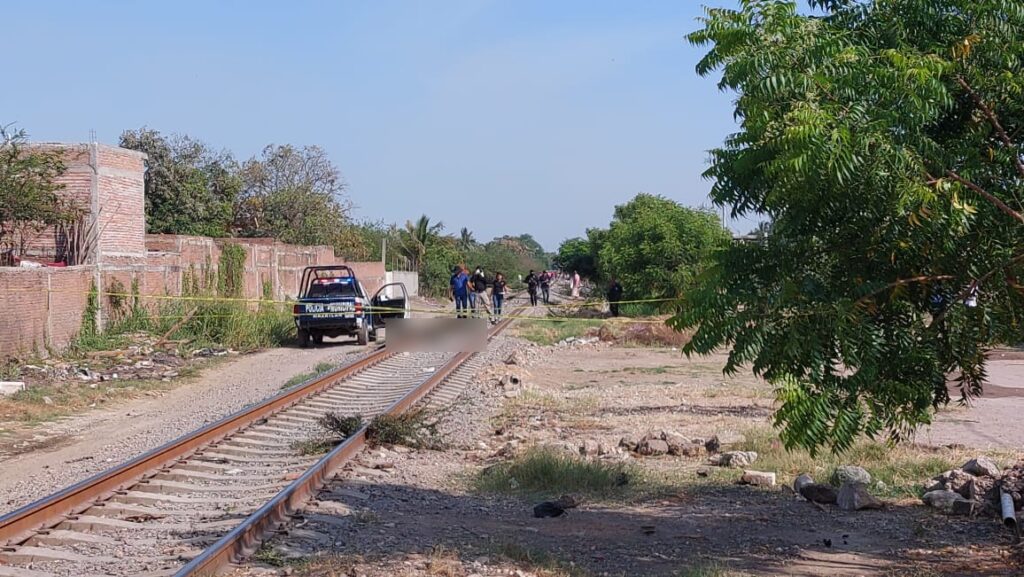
top-left (448, 265), bottom-right (508, 321)
top-left (524, 270), bottom-right (556, 306)
top-left (449, 265), bottom-right (625, 318)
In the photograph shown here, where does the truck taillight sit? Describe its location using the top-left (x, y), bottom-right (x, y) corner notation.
top-left (293, 304), bottom-right (301, 316)
top-left (355, 302), bottom-right (363, 315)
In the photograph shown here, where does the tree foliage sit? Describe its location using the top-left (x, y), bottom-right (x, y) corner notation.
top-left (675, 0), bottom-right (1024, 453)
top-left (0, 125), bottom-right (81, 259)
top-left (236, 144), bottom-right (352, 246)
top-left (555, 237), bottom-right (598, 279)
top-left (599, 194), bottom-right (730, 301)
top-left (120, 128), bottom-right (241, 237)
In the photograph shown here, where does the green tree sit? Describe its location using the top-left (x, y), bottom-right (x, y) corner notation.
top-left (236, 144), bottom-right (353, 247)
top-left (0, 125), bottom-right (81, 260)
top-left (555, 237), bottom-right (598, 279)
top-left (599, 193), bottom-right (729, 302)
top-left (459, 227), bottom-right (476, 252)
top-left (675, 0), bottom-right (1024, 453)
top-left (398, 215), bottom-right (444, 272)
top-left (120, 128), bottom-right (240, 237)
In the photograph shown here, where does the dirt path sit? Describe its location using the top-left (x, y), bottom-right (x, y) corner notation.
top-left (0, 341), bottom-right (369, 512)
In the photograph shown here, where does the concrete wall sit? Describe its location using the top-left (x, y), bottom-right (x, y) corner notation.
top-left (384, 271), bottom-right (420, 298)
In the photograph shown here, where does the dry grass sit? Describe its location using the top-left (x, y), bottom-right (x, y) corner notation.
top-left (0, 374), bottom-right (184, 425)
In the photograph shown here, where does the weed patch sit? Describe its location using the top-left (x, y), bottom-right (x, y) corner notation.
top-left (513, 319), bottom-right (603, 346)
top-left (494, 542), bottom-right (589, 577)
top-left (319, 413), bottom-right (365, 439)
top-left (281, 363), bottom-right (338, 390)
top-left (367, 408), bottom-right (445, 449)
top-left (475, 445), bottom-right (669, 501)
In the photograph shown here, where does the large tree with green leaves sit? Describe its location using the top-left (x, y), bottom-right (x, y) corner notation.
top-left (600, 193), bottom-right (729, 302)
top-left (120, 128), bottom-right (241, 237)
top-left (674, 0), bottom-right (1024, 453)
top-left (236, 144), bottom-right (353, 247)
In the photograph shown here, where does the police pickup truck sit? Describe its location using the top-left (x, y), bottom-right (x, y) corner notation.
top-left (293, 265), bottom-right (409, 347)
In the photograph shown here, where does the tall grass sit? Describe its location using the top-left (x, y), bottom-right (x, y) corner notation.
top-left (70, 295), bottom-right (294, 356)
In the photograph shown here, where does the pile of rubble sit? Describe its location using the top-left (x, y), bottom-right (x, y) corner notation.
top-left (555, 336), bottom-right (601, 348)
top-left (921, 457), bottom-right (1024, 517)
top-left (791, 466), bottom-right (884, 511)
top-left (618, 430), bottom-right (708, 457)
top-left (1, 334), bottom-right (235, 397)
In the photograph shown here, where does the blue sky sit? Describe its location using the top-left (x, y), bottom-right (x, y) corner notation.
top-left (1, 0), bottom-right (751, 251)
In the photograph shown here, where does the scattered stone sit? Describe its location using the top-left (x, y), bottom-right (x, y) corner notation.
top-left (0, 381), bottom-right (26, 397)
top-left (42, 396), bottom-right (54, 406)
top-left (793, 473), bottom-right (815, 493)
top-left (946, 469), bottom-right (977, 498)
top-left (637, 438), bottom-right (669, 456)
top-left (831, 465), bottom-right (872, 486)
top-left (713, 451), bottom-right (758, 468)
top-left (962, 457), bottom-right (1001, 478)
top-left (310, 500), bottom-right (352, 517)
top-left (923, 489), bottom-right (969, 513)
top-left (800, 483), bottom-right (839, 505)
top-left (704, 436), bottom-right (721, 454)
top-left (504, 350), bottom-right (528, 366)
top-left (696, 467), bottom-right (710, 477)
top-left (740, 470), bottom-right (776, 487)
top-left (533, 495), bottom-right (580, 518)
top-left (579, 439), bottom-right (601, 457)
top-left (837, 482), bottom-right (883, 511)
top-left (678, 444), bottom-right (705, 458)
top-left (663, 432), bottom-right (690, 455)
top-left (618, 434), bottom-right (640, 452)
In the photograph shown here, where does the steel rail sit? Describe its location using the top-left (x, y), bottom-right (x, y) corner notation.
top-left (0, 346), bottom-right (392, 547)
top-left (175, 310), bottom-right (522, 576)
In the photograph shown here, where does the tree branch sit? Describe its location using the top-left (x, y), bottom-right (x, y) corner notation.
top-left (855, 275), bottom-right (955, 306)
top-left (945, 171), bottom-right (1024, 224)
top-left (956, 76), bottom-right (1024, 180)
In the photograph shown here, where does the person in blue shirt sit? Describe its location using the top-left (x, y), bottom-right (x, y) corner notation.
top-left (449, 265), bottom-right (470, 318)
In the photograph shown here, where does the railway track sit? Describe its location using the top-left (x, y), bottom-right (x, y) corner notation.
top-left (0, 303), bottom-right (524, 577)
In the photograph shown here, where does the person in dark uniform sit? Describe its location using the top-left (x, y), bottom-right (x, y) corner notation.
top-left (525, 270), bottom-right (539, 306)
top-left (607, 277), bottom-right (623, 317)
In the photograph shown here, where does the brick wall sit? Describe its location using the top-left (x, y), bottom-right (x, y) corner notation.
top-left (0, 266), bottom-right (94, 356)
top-left (0, 141), bottom-right (397, 358)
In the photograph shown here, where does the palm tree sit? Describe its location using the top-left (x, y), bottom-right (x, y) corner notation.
top-left (398, 214), bottom-right (443, 271)
top-left (459, 227), bottom-right (476, 251)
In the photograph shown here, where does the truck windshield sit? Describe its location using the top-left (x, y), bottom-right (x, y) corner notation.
top-left (307, 281), bottom-right (357, 298)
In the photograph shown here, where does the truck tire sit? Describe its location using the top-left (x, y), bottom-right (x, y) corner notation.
top-left (298, 329), bottom-right (310, 349)
top-left (312, 332), bottom-right (324, 345)
top-left (357, 323), bottom-right (369, 346)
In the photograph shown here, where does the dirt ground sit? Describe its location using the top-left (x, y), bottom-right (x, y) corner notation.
top-left (0, 340), bottom-right (370, 511)
top-left (232, 337), bottom-right (1024, 577)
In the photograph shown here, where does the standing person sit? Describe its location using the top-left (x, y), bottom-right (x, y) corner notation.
top-left (607, 277), bottom-right (623, 317)
top-left (450, 265), bottom-right (470, 318)
top-left (571, 270), bottom-right (581, 298)
top-left (540, 271), bottom-right (552, 304)
top-left (470, 266), bottom-right (490, 318)
top-left (525, 270), bottom-right (539, 306)
top-left (492, 272), bottom-right (507, 323)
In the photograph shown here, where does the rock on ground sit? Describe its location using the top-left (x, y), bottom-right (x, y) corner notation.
top-left (712, 451), bottom-right (758, 468)
top-left (837, 482), bottom-right (883, 511)
top-left (740, 470), bottom-right (776, 487)
top-left (831, 465), bottom-right (871, 486)
top-left (962, 456), bottom-right (1001, 478)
